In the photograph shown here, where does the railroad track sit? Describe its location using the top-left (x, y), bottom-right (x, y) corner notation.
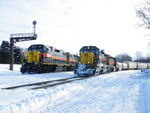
top-left (1, 76), bottom-right (87, 90)
top-left (32, 77), bottom-right (87, 90)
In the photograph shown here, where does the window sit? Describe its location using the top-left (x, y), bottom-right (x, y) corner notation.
top-left (28, 45), bottom-right (43, 52)
top-left (43, 46), bottom-right (49, 53)
top-left (55, 49), bottom-right (60, 53)
top-left (80, 46), bottom-right (100, 55)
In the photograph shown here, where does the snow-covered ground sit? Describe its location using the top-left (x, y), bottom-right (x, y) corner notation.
top-left (0, 64), bottom-right (150, 113)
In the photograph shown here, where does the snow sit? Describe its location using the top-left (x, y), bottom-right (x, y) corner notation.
top-left (75, 64), bottom-right (95, 75)
top-left (0, 64), bottom-right (150, 113)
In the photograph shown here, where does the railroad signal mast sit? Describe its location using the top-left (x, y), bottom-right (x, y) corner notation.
top-left (9, 21), bottom-right (37, 71)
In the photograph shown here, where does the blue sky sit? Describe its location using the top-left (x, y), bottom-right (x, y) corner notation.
top-left (0, 0), bottom-right (149, 58)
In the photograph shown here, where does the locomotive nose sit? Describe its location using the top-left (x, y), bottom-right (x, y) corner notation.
top-left (80, 52), bottom-right (95, 64)
top-left (27, 51), bottom-right (40, 63)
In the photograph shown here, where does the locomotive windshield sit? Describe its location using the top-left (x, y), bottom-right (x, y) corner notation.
top-left (80, 46), bottom-right (100, 55)
top-left (28, 44), bottom-right (50, 53)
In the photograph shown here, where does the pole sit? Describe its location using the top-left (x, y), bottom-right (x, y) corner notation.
top-left (33, 24), bottom-right (35, 34)
top-left (33, 20), bottom-right (37, 34)
top-left (9, 38), bottom-right (14, 71)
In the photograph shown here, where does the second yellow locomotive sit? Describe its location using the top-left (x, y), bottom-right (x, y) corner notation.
top-left (74, 46), bottom-right (116, 76)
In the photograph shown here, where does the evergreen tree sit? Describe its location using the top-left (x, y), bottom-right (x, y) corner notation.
top-left (14, 47), bottom-right (24, 64)
top-left (0, 40), bottom-right (25, 64)
top-left (0, 41), bottom-right (10, 64)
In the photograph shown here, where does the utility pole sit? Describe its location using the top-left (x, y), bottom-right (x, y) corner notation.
top-left (9, 20), bottom-right (37, 71)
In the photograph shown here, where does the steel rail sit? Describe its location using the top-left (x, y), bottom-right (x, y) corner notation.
top-left (2, 76), bottom-right (79, 90)
top-left (31, 77), bottom-right (86, 90)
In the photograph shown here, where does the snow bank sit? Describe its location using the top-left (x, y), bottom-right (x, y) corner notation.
top-left (0, 80), bottom-right (87, 113)
top-left (0, 64), bottom-right (77, 113)
top-left (0, 71), bottom-right (138, 113)
top-left (0, 64), bottom-right (150, 113)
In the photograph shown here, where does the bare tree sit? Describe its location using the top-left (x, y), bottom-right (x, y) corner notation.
top-left (136, 0), bottom-right (150, 28)
top-left (135, 51), bottom-right (143, 61)
top-left (115, 53), bottom-right (132, 62)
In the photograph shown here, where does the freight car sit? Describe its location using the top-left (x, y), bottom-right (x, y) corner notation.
top-left (116, 62), bottom-right (128, 71)
top-left (74, 46), bottom-right (150, 76)
top-left (21, 44), bottom-right (78, 73)
top-left (117, 61), bottom-right (149, 70)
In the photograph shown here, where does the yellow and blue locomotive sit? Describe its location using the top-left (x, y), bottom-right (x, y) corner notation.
top-left (74, 46), bottom-right (116, 76)
top-left (21, 44), bottom-right (78, 73)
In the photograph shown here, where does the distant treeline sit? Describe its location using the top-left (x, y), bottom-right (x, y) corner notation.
top-left (0, 40), bottom-right (25, 64)
top-left (115, 53), bottom-right (150, 63)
